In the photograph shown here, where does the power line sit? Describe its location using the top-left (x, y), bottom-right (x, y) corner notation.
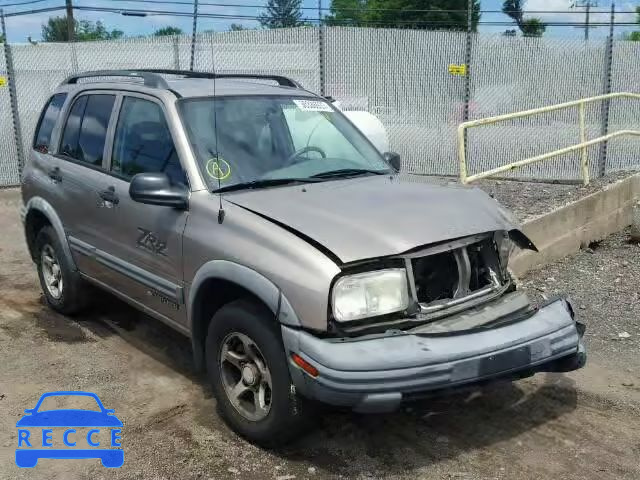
top-left (2, 3), bottom-right (638, 27)
top-left (70, 6), bottom-right (640, 26)
top-left (102, 0), bottom-right (640, 14)
top-left (4, 5), bottom-right (65, 17)
top-left (5, 0), bottom-right (634, 16)
top-left (0, 0), bottom-right (48, 7)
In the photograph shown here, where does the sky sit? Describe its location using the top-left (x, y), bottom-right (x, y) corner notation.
top-left (0, 0), bottom-right (637, 43)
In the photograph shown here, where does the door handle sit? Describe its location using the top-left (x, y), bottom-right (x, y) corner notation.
top-left (48, 167), bottom-right (62, 183)
top-left (99, 186), bottom-right (119, 205)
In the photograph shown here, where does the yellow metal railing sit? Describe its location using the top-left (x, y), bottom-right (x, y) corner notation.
top-left (458, 92), bottom-right (640, 185)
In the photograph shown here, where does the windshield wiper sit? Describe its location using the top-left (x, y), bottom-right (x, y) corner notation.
top-left (310, 168), bottom-right (389, 179)
top-left (212, 177), bottom-right (321, 193)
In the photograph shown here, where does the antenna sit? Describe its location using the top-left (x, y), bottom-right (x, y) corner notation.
top-left (211, 47), bottom-right (224, 224)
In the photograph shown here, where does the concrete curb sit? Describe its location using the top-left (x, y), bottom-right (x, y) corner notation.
top-left (510, 173), bottom-right (640, 276)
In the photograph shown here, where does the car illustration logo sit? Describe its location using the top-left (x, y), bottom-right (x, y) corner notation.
top-left (15, 391), bottom-right (123, 468)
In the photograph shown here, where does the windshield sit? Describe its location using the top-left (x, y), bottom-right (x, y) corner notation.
top-left (179, 96), bottom-right (390, 190)
top-left (36, 394), bottom-right (102, 412)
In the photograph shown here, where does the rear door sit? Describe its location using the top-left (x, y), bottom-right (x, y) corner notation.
top-left (89, 93), bottom-right (189, 328)
top-left (26, 92), bottom-right (68, 219)
top-left (54, 92), bottom-right (117, 279)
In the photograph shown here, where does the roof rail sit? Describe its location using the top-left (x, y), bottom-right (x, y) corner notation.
top-left (61, 70), bottom-right (170, 89)
top-left (137, 69), bottom-right (303, 88)
top-left (60, 69), bottom-right (303, 90)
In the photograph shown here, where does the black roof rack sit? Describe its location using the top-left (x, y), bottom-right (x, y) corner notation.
top-left (62, 70), bottom-right (171, 89)
top-left (61, 69), bottom-right (302, 89)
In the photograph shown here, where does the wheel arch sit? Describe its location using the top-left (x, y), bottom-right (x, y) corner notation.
top-left (188, 260), bottom-right (300, 371)
top-left (23, 197), bottom-right (75, 269)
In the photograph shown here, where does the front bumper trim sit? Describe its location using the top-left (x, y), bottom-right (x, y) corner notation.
top-left (282, 298), bottom-right (585, 413)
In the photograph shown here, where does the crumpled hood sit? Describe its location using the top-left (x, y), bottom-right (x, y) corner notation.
top-left (227, 175), bottom-right (522, 264)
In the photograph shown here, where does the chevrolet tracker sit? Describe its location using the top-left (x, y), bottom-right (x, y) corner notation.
top-left (21, 69), bottom-right (586, 445)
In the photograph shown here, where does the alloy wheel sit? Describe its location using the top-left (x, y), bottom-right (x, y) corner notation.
top-left (219, 332), bottom-right (273, 422)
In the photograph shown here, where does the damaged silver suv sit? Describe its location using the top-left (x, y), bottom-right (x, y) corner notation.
top-left (21, 70), bottom-right (586, 446)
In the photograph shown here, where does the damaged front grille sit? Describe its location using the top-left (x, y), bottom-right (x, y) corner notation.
top-left (408, 234), bottom-right (505, 314)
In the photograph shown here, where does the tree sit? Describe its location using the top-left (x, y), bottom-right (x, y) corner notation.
top-left (258, 0), bottom-right (304, 28)
top-left (326, 0), bottom-right (481, 32)
top-left (229, 23), bottom-right (248, 31)
top-left (42, 16), bottom-right (123, 42)
top-left (325, 0), bottom-right (366, 26)
top-left (153, 26), bottom-right (183, 36)
top-left (520, 18), bottom-right (546, 37)
top-left (502, 0), bottom-right (546, 37)
top-left (624, 6), bottom-right (639, 41)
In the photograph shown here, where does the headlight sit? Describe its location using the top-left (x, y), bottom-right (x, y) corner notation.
top-left (332, 269), bottom-right (409, 322)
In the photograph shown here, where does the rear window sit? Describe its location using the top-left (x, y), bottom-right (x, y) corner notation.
top-left (33, 93), bottom-right (67, 154)
top-left (60, 94), bottom-right (116, 167)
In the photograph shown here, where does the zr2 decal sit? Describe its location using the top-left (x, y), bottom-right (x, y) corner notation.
top-left (136, 228), bottom-right (168, 256)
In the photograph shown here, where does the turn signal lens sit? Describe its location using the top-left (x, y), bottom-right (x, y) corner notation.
top-left (291, 353), bottom-right (319, 378)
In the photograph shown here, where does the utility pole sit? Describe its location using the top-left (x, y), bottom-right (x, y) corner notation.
top-left (65, 0), bottom-right (74, 42)
top-left (189, 0), bottom-right (199, 71)
top-left (571, 1), bottom-right (598, 41)
top-left (584, 1), bottom-right (590, 40)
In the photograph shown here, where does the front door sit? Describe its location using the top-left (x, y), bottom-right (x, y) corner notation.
top-left (89, 94), bottom-right (189, 328)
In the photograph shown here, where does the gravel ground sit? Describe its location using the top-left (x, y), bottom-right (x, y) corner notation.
top-left (1, 188), bottom-right (640, 480)
top-left (520, 228), bottom-right (640, 371)
top-left (404, 170), bottom-right (638, 221)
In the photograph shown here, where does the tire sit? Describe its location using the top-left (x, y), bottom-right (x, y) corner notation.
top-left (206, 298), bottom-right (313, 447)
top-left (35, 226), bottom-right (89, 315)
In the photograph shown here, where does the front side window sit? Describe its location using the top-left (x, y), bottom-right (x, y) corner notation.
top-left (111, 96), bottom-right (186, 186)
top-left (60, 94), bottom-right (115, 167)
top-left (33, 93), bottom-right (67, 153)
top-left (179, 96), bottom-right (389, 190)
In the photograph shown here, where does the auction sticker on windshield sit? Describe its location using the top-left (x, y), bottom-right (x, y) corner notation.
top-left (15, 391), bottom-right (123, 468)
top-left (293, 99), bottom-right (333, 112)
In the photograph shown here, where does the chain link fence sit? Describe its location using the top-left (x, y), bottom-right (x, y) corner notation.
top-left (0, 26), bottom-right (638, 187)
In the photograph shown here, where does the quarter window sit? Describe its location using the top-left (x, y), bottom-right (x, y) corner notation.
top-left (60, 94), bottom-right (115, 167)
top-left (112, 96), bottom-right (186, 185)
top-left (33, 93), bottom-right (67, 154)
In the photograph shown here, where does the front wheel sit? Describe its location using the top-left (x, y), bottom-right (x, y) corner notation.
top-left (206, 299), bottom-right (313, 446)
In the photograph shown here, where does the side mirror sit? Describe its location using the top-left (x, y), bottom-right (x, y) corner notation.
top-left (129, 172), bottom-right (188, 210)
top-left (384, 151), bottom-right (401, 172)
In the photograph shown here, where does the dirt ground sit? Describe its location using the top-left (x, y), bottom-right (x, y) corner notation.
top-left (1, 187), bottom-right (639, 480)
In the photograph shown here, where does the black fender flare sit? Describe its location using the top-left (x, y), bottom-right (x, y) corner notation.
top-left (188, 260), bottom-right (300, 370)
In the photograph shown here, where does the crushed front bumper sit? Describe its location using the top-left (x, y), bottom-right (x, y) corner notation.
top-left (282, 297), bottom-right (586, 413)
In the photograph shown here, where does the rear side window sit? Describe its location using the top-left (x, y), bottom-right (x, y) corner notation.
top-left (33, 93), bottom-right (67, 154)
top-left (60, 94), bottom-right (115, 167)
top-left (111, 96), bottom-right (186, 185)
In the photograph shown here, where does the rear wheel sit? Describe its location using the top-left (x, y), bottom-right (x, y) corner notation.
top-left (35, 226), bottom-right (89, 315)
top-left (206, 299), bottom-right (312, 446)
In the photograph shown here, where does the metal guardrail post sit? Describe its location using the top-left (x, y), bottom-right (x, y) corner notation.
top-left (578, 102), bottom-right (589, 185)
top-left (597, 2), bottom-right (615, 178)
top-left (1, 10), bottom-right (25, 179)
